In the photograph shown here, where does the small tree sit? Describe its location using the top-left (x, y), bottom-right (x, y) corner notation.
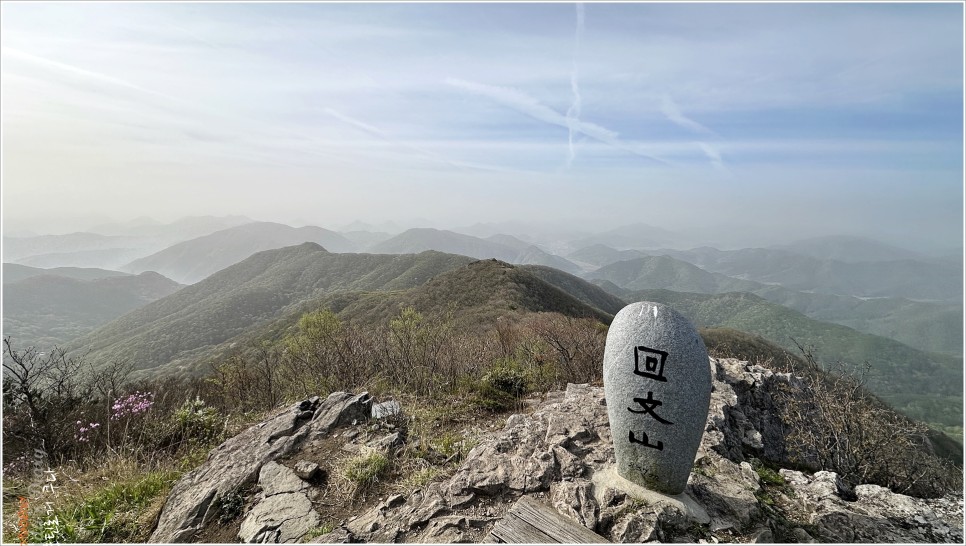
top-left (2, 337), bottom-right (93, 461)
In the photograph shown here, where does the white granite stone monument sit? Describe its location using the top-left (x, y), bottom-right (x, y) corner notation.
top-left (603, 301), bottom-right (712, 495)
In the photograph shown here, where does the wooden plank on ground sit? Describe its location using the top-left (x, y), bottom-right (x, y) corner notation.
top-left (487, 496), bottom-right (610, 544)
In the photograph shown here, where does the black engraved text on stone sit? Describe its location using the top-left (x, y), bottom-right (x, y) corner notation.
top-left (629, 430), bottom-right (664, 450)
top-left (633, 346), bottom-right (668, 382)
top-left (627, 392), bottom-right (673, 425)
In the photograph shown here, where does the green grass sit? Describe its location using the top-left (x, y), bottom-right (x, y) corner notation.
top-left (751, 459), bottom-right (786, 487)
top-left (400, 467), bottom-right (442, 489)
top-left (29, 470), bottom-right (180, 543)
top-left (303, 522), bottom-right (337, 542)
top-left (342, 452), bottom-right (390, 487)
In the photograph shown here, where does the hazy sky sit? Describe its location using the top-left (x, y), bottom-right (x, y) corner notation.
top-left (1, 2), bottom-right (963, 250)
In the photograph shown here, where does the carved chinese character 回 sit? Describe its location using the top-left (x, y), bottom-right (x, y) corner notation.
top-left (633, 346), bottom-right (668, 382)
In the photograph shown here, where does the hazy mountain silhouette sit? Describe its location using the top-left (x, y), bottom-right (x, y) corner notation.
top-left (3, 232), bottom-right (142, 262)
top-left (590, 255), bottom-right (962, 355)
top-left (647, 247), bottom-right (962, 302)
top-left (122, 222), bottom-right (358, 284)
top-left (2, 263), bottom-right (130, 283)
top-left (567, 243), bottom-right (649, 269)
top-left (771, 235), bottom-right (925, 263)
top-left (611, 288), bottom-right (962, 429)
top-left (87, 214), bottom-right (252, 239)
top-left (4, 216), bottom-right (259, 270)
top-left (370, 228), bottom-right (582, 274)
top-left (3, 271), bottom-right (182, 349)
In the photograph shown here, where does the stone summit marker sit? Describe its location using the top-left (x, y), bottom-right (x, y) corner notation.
top-left (603, 301), bottom-right (712, 495)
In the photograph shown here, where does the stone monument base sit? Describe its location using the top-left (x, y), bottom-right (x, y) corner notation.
top-left (592, 465), bottom-right (711, 524)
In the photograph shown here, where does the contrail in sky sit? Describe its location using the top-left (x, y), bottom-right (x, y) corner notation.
top-left (697, 142), bottom-right (727, 172)
top-left (1, 46), bottom-right (181, 103)
top-left (565, 3), bottom-right (585, 168)
top-left (661, 94), bottom-right (714, 135)
top-left (445, 77), bottom-right (671, 165)
top-left (662, 94), bottom-right (727, 170)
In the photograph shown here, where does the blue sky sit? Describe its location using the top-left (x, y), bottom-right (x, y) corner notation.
top-left (1, 2), bottom-right (962, 250)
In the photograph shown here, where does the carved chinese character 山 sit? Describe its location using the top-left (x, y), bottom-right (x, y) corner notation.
top-left (603, 301), bottom-right (712, 495)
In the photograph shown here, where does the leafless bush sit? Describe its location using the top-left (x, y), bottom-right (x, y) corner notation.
top-left (3, 337), bottom-right (95, 461)
top-left (779, 342), bottom-right (961, 498)
top-left (522, 313), bottom-right (606, 386)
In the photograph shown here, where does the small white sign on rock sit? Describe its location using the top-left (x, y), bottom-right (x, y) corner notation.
top-left (603, 301), bottom-right (712, 495)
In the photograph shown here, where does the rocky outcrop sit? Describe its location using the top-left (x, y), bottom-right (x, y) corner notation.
top-left (149, 392), bottom-right (371, 543)
top-left (148, 358), bottom-right (963, 544)
top-left (238, 462), bottom-right (321, 543)
top-left (778, 470), bottom-right (963, 543)
top-left (333, 359), bottom-right (962, 543)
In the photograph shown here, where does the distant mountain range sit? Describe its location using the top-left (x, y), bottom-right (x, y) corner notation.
top-left (122, 222), bottom-right (357, 284)
top-left (5, 217), bottom-right (959, 431)
top-left (69, 243), bottom-right (624, 378)
top-left (54, 241), bottom-right (960, 432)
top-left (2, 232), bottom-right (146, 263)
top-left (86, 215), bottom-right (253, 238)
top-left (572, 239), bottom-right (961, 302)
top-left (608, 288), bottom-right (962, 429)
top-left (568, 222), bottom-right (685, 251)
top-left (567, 244), bottom-right (649, 269)
top-left (369, 228), bottom-right (582, 274)
top-left (3, 263), bottom-right (131, 283)
top-left (3, 270), bottom-right (182, 349)
top-left (769, 235), bottom-right (926, 263)
top-left (588, 254), bottom-right (962, 355)
top-left (2, 216), bottom-right (257, 270)
top-left (647, 246), bottom-right (962, 302)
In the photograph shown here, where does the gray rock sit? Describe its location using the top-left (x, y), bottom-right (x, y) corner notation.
top-left (550, 479), bottom-right (599, 529)
top-left (149, 391), bottom-right (371, 543)
top-left (152, 360), bottom-right (963, 545)
top-left (790, 527), bottom-right (816, 543)
top-left (372, 400), bottom-right (401, 419)
top-left (603, 301), bottom-right (712, 495)
top-left (778, 469), bottom-right (964, 543)
top-left (422, 515), bottom-right (489, 542)
top-left (238, 492), bottom-right (319, 543)
top-left (294, 460), bottom-right (323, 483)
top-left (258, 461), bottom-right (309, 497)
top-left (367, 432), bottom-right (403, 452)
top-left (238, 462), bottom-right (320, 543)
top-left (750, 527), bottom-right (773, 543)
top-left (687, 459), bottom-right (760, 531)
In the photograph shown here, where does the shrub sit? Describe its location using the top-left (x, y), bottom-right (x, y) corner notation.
top-left (154, 397), bottom-right (224, 453)
top-left (481, 358), bottom-right (529, 397)
top-left (778, 346), bottom-right (962, 498)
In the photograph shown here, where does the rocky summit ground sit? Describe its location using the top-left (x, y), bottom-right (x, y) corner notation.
top-left (148, 358), bottom-right (964, 544)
